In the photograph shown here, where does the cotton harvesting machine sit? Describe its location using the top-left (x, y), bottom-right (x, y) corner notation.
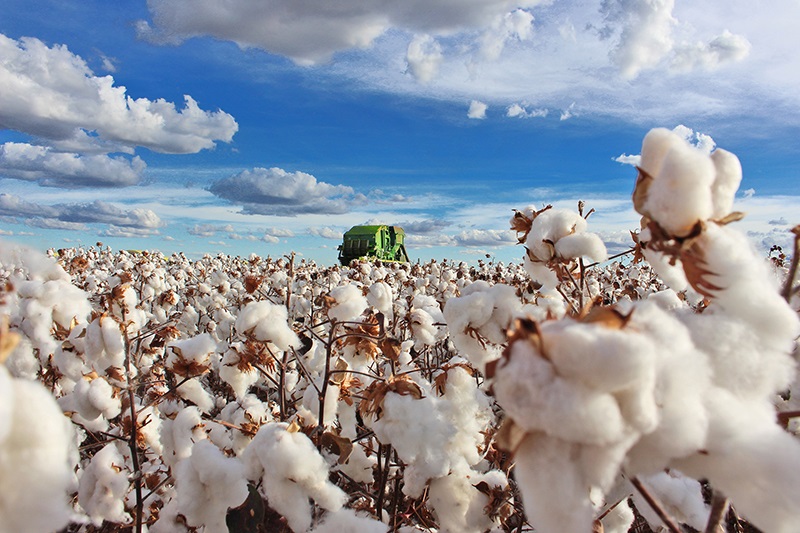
top-left (338, 225), bottom-right (410, 265)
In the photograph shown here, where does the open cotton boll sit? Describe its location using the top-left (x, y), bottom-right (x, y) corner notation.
top-left (78, 442), bottom-right (131, 526)
top-left (0, 367), bottom-right (76, 533)
top-left (219, 347), bottom-right (260, 399)
top-left (235, 301), bottom-right (300, 349)
top-left (84, 315), bottom-right (126, 373)
top-left (243, 422), bottom-right (347, 533)
top-left (633, 471), bottom-right (709, 531)
top-left (174, 440), bottom-right (248, 533)
top-left (493, 337), bottom-right (627, 445)
top-left (326, 284), bottom-right (368, 322)
top-left (167, 333), bottom-right (216, 372)
top-left (525, 208), bottom-right (588, 262)
top-left (409, 308), bottom-right (439, 349)
top-left (601, 500), bottom-right (635, 533)
top-left (554, 232), bottom-right (608, 262)
top-left (175, 377), bottom-right (215, 413)
top-left (640, 128), bottom-right (716, 237)
top-left (161, 406), bottom-right (206, 467)
top-left (367, 281), bottom-right (393, 317)
top-left (428, 468), bottom-right (496, 533)
top-left (710, 148), bottom-right (742, 219)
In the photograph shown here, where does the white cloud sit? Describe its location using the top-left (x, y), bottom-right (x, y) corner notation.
top-left (477, 9), bottom-right (535, 62)
top-left (603, 0), bottom-right (677, 80)
top-left (405, 233), bottom-right (456, 248)
top-left (0, 34), bottom-right (238, 154)
top-left (560, 102), bottom-right (576, 121)
top-left (307, 226), bottom-right (343, 240)
top-left (208, 167), bottom-right (360, 216)
top-left (506, 103), bottom-right (548, 119)
top-left (0, 193), bottom-right (163, 231)
top-left (99, 226), bottom-right (161, 238)
top-left (671, 30), bottom-right (751, 72)
top-left (0, 142), bottom-right (145, 188)
top-left (139, 0), bottom-right (547, 66)
top-left (468, 100), bottom-right (488, 119)
top-left (453, 228), bottom-right (515, 247)
top-left (261, 234), bottom-right (280, 244)
top-left (614, 154), bottom-right (641, 166)
top-left (397, 219), bottom-right (452, 235)
top-left (406, 35), bottom-right (443, 84)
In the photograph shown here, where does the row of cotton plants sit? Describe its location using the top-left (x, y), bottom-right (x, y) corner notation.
top-left (1, 128), bottom-right (799, 533)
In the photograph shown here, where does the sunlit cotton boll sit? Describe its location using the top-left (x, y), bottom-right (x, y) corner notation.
top-left (326, 284), bottom-right (368, 322)
top-left (78, 442), bottom-right (131, 526)
top-left (174, 440), bottom-right (248, 533)
top-left (235, 300), bottom-right (300, 349)
top-left (638, 127), bottom-right (716, 236)
top-left (243, 422), bottom-right (347, 533)
top-left (0, 366), bottom-right (77, 533)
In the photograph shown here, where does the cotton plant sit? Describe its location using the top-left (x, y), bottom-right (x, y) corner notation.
top-left (0, 352), bottom-right (77, 533)
top-left (78, 442), bottom-right (132, 526)
top-left (491, 128), bottom-right (800, 533)
top-left (443, 281), bottom-right (521, 371)
top-left (243, 422), bottom-right (348, 532)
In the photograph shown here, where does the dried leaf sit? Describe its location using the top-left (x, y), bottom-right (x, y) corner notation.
top-left (680, 240), bottom-right (723, 299)
top-left (320, 432), bottom-right (354, 464)
top-left (714, 211), bottom-right (746, 225)
top-left (582, 307), bottom-right (632, 329)
top-left (379, 337), bottom-right (402, 362)
top-left (632, 167), bottom-right (654, 218)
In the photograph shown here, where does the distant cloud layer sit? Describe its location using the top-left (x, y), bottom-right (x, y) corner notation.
top-left (208, 167), bottom-right (363, 216)
top-left (0, 142), bottom-right (145, 187)
top-left (138, 0), bottom-right (547, 65)
top-left (0, 33), bottom-right (238, 155)
top-left (0, 193), bottom-right (163, 235)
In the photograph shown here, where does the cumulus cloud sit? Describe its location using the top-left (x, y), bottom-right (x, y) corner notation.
top-left (138, 0), bottom-right (546, 66)
top-left (405, 233), bottom-right (456, 248)
top-left (0, 193), bottom-right (163, 233)
top-left (307, 226), bottom-right (343, 240)
top-left (477, 9), bottom-right (535, 62)
top-left (0, 142), bottom-right (145, 187)
top-left (614, 153), bottom-right (641, 166)
top-left (453, 228), bottom-right (515, 247)
top-left (208, 167), bottom-right (360, 216)
top-left (397, 219), bottom-right (452, 235)
top-left (506, 103), bottom-right (548, 119)
top-left (468, 100), bottom-right (488, 119)
top-left (188, 223), bottom-right (235, 237)
top-left (560, 102), bottom-right (576, 121)
top-left (615, 124), bottom-right (715, 167)
top-left (406, 35), bottom-right (443, 84)
top-left (603, 0), bottom-right (677, 80)
top-left (0, 33), bottom-right (237, 154)
top-left (671, 30), bottom-right (751, 72)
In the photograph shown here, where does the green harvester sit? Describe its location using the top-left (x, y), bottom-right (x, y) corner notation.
top-left (338, 225), bottom-right (410, 265)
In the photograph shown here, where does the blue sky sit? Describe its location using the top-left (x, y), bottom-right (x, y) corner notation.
top-left (1, 0), bottom-right (799, 264)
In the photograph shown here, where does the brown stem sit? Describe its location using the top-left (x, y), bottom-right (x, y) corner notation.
top-left (704, 491), bottom-right (729, 533)
top-left (781, 227), bottom-right (800, 302)
top-left (629, 476), bottom-right (683, 533)
top-left (121, 309), bottom-right (143, 533)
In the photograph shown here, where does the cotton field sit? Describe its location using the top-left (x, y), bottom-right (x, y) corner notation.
top-left (1, 129), bottom-right (800, 533)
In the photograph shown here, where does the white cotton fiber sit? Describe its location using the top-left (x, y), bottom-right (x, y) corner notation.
top-left (0, 367), bottom-right (76, 533)
top-left (78, 443), bottom-right (131, 526)
top-left (174, 440), bottom-right (248, 533)
top-left (640, 127), bottom-right (716, 236)
top-left (326, 284), bottom-right (368, 322)
top-left (235, 300), bottom-right (300, 349)
top-left (243, 422), bottom-right (347, 533)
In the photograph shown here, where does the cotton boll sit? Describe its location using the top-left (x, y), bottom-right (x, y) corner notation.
top-left (334, 442), bottom-right (375, 484)
top-left (632, 471), bottom-right (709, 531)
top-left (243, 422), bottom-right (347, 533)
top-left (409, 308), bottom-right (438, 349)
top-left (493, 338), bottom-right (627, 445)
top-left (709, 148), bottom-right (742, 219)
top-left (78, 442), bottom-right (131, 526)
top-left (219, 347), bottom-right (260, 399)
top-left (512, 433), bottom-right (595, 533)
top-left (161, 406), bottom-right (206, 467)
top-left (310, 508), bottom-right (388, 533)
top-left (176, 377), bottom-right (215, 413)
top-left (428, 469), bottom-right (495, 533)
top-left (525, 209), bottom-right (588, 262)
top-left (326, 284), bottom-right (368, 322)
top-left (0, 367), bottom-right (76, 533)
top-left (174, 440), bottom-right (248, 533)
top-left (640, 128), bottom-right (716, 236)
top-left (600, 499), bottom-right (635, 533)
top-left (235, 300), bottom-right (300, 349)
top-left (301, 381), bottom-right (340, 427)
top-left (554, 232), bottom-right (608, 262)
top-left (85, 315), bottom-right (126, 373)
top-left (639, 127), bottom-right (682, 179)
top-left (367, 281), bottom-right (394, 317)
